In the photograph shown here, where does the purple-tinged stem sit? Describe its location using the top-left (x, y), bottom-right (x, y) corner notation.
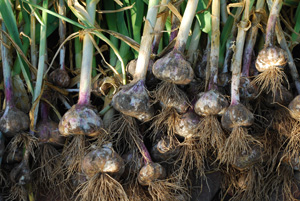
top-left (58, 0), bottom-right (66, 70)
top-left (231, 74), bottom-right (240, 105)
top-left (242, 28), bottom-right (256, 77)
top-left (77, 44), bottom-right (92, 106)
top-left (152, 0), bottom-right (170, 54)
top-left (205, 38), bottom-right (211, 91)
top-left (242, 0), bottom-right (265, 77)
top-left (250, 52), bottom-right (259, 76)
top-left (174, 0), bottom-right (199, 53)
top-left (265, 0), bottom-right (282, 47)
top-left (140, 138), bottom-right (153, 165)
top-left (170, 5), bottom-right (180, 43)
top-left (135, 134), bottom-right (153, 164)
top-left (202, 42), bottom-right (209, 65)
top-left (222, 41), bottom-right (233, 74)
top-left (40, 101), bottom-right (49, 121)
top-left (1, 23), bottom-right (14, 107)
top-left (265, 15), bottom-right (276, 47)
top-left (30, 0), bottom-right (37, 71)
top-left (77, 0), bottom-right (98, 106)
top-left (208, 0), bottom-right (220, 90)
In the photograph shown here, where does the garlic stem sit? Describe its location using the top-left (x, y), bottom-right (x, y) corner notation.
top-left (30, 0), bottom-right (37, 71)
top-left (139, 137), bottom-right (153, 164)
top-left (205, 38), bottom-right (211, 91)
top-left (32, 0), bottom-right (48, 128)
top-left (40, 101), bottom-right (49, 121)
top-left (174, 0), bottom-right (199, 53)
top-left (223, 7), bottom-right (243, 74)
top-left (265, 0), bottom-right (282, 47)
top-left (58, 0), bottom-right (66, 70)
top-left (135, 0), bottom-right (160, 80)
top-left (170, 4), bottom-right (180, 42)
top-left (187, 21), bottom-right (201, 64)
top-left (1, 23), bottom-right (14, 107)
top-left (242, 27), bottom-right (256, 77)
top-left (78, 0), bottom-right (99, 105)
top-left (231, 0), bottom-right (250, 105)
top-left (152, 0), bottom-right (170, 54)
top-left (208, 0), bottom-right (220, 90)
top-left (242, 0), bottom-right (265, 77)
top-left (220, 0), bottom-right (228, 25)
top-left (77, 34), bottom-right (94, 105)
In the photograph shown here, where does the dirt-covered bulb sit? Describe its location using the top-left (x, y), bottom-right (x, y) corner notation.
top-left (0, 107), bottom-right (29, 138)
top-left (112, 79), bottom-right (154, 122)
top-left (81, 143), bottom-right (124, 179)
top-left (138, 162), bottom-right (166, 186)
top-left (152, 50), bottom-right (194, 85)
top-left (59, 104), bottom-right (103, 137)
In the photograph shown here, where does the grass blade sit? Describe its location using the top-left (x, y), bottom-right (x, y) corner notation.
top-left (291, 1), bottom-right (300, 42)
top-left (196, 0), bottom-right (212, 34)
top-left (103, 0), bottom-right (119, 66)
top-left (0, 0), bottom-right (33, 94)
top-left (21, 0), bottom-right (86, 29)
top-left (130, 0), bottom-right (145, 53)
top-left (115, 6), bottom-right (133, 74)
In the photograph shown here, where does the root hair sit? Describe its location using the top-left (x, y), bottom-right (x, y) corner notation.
top-left (174, 137), bottom-right (206, 180)
top-left (8, 133), bottom-right (37, 161)
top-left (147, 177), bottom-right (189, 201)
top-left (122, 149), bottom-right (143, 182)
top-left (152, 82), bottom-right (189, 107)
top-left (75, 173), bottom-right (129, 201)
top-left (271, 108), bottom-right (294, 140)
top-left (150, 82), bottom-right (190, 146)
top-left (252, 68), bottom-right (288, 100)
top-left (32, 144), bottom-right (71, 200)
top-left (6, 184), bottom-right (27, 201)
top-left (0, 169), bottom-right (7, 186)
top-left (60, 135), bottom-right (87, 179)
top-left (197, 115), bottom-right (225, 152)
top-left (149, 107), bottom-right (179, 145)
top-left (218, 127), bottom-right (261, 167)
top-left (110, 115), bottom-right (141, 154)
top-left (33, 144), bottom-right (61, 187)
top-left (123, 180), bottom-right (151, 201)
top-left (267, 165), bottom-right (298, 201)
top-left (231, 166), bottom-right (266, 201)
top-left (261, 130), bottom-right (281, 170)
top-left (282, 120), bottom-right (300, 169)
